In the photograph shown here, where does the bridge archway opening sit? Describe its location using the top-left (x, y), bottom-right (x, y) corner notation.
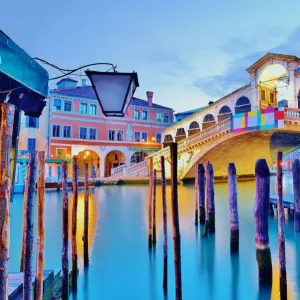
top-left (235, 97), bottom-right (251, 114)
top-left (202, 114), bottom-right (216, 129)
top-left (77, 150), bottom-right (100, 179)
top-left (104, 150), bottom-right (126, 177)
top-left (218, 105), bottom-right (232, 122)
top-left (188, 121), bottom-right (200, 136)
top-left (175, 128), bottom-right (186, 142)
top-left (258, 64), bottom-right (288, 109)
top-left (130, 151), bottom-right (149, 164)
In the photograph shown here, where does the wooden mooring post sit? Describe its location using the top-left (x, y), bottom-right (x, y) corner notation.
top-left (254, 159), bottom-right (272, 285)
top-left (161, 156), bottom-right (168, 292)
top-left (23, 152), bottom-right (37, 300)
top-left (194, 166), bottom-right (199, 226)
top-left (72, 156), bottom-right (79, 290)
top-left (83, 163), bottom-right (89, 266)
top-left (148, 157), bottom-right (153, 249)
top-left (277, 152), bottom-right (287, 299)
top-left (0, 104), bottom-right (15, 299)
top-left (228, 163), bottom-right (239, 253)
top-left (153, 169), bottom-right (157, 245)
top-left (292, 159), bottom-right (300, 232)
top-left (35, 151), bottom-right (45, 300)
top-left (170, 143), bottom-right (182, 300)
top-left (61, 161), bottom-right (69, 299)
top-left (197, 164), bottom-right (205, 225)
top-left (204, 161), bottom-right (215, 236)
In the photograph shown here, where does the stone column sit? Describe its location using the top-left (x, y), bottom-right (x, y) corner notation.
top-left (99, 159), bottom-right (105, 178)
top-left (287, 62), bottom-right (297, 108)
top-left (250, 72), bottom-right (259, 110)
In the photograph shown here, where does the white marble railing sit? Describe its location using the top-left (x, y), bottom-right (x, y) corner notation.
top-left (127, 161), bottom-right (147, 176)
top-left (284, 108), bottom-right (300, 119)
top-left (111, 164), bottom-right (128, 176)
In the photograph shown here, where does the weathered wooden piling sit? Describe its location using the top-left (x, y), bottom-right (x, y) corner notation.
top-left (194, 167), bottom-right (199, 226)
top-left (197, 164), bottom-right (205, 225)
top-left (161, 156), bottom-right (168, 292)
top-left (72, 156), bottom-right (78, 290)
top-left (148, 157), bottom-right (153, 249)
top-left (0, 104), bottom-right (15, 299)
top-left (20, 164), bottom-right (29, 272)
top-left (35, 151), bottom-right (45, 300)
top-left (83, 163), bottom-right (89, 266)
top-left (23, 152), bottom-right (37, 300)
top-left (254, 159), bottom-right (272, 285)
top-left (277, 152), bottom-right (287, 299)
top-left (153, 169), bottom-right (157, 245)
top-left (228, 163), bottom-right (239, 253)
top-left (292, 159), bottom-right (300, 231)
top-left (204, 161), bottom-right (215, 236)
top-left (61, 161), bottom-right (69, 299)
top-left (170, 143), bottom-right (182, 300)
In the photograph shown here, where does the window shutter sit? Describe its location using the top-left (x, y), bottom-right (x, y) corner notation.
top-left (36, 117), bottom-right (39, 128)
top-left (25, 116), bottom-right (29, 128)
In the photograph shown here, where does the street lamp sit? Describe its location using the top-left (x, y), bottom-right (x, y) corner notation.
top-left (85, 71), bottom-right (139, 117)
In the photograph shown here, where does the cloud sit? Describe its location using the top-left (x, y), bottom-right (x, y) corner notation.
top-left (193, 26), bottom-right (300, 98)
top-left (146, 50), bottom-right (193, 77)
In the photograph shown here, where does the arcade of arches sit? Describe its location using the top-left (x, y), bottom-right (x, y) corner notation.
top-left (130, 151), bottom-right (149, 164)
top-left (77, 150), bottom-right (100, 178)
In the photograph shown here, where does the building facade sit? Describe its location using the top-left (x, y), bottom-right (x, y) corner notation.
top-left (16, 78), bottom-right (174, 182)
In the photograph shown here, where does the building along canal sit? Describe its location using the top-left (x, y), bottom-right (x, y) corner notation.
top-left (9, 174), bottom-right (300, 299)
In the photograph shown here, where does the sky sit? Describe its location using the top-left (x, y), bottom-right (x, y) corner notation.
top-left (1, 0), bottom-right (300, 113)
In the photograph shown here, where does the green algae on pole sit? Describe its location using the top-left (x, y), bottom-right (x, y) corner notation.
top-left (292, 159), bottom-right (300, 232)
top-left (170, 143), bottom-right (182, 300)
top-left (83, 163), bottom-right (89, 266)
top-left (276, 152), bottom-right (287, 299)
top-left (148, 157), bottom-right (153, 249)
top-left (254, 159), bottom-right (272, 285)
top-left (0, 104), bottom-right (15, 300)
top-left (152, 169), bottom-right (157, 245)
top-left (194, 166), bottom-right (199, 226)
top-left (23, 152), bottom-right (37, 300)
top-left (35, 151), bottom-right (45, 300)
top-left (197, 164), bottom-right (205, 225)
top-left (228, 163), bottom-right (239, 253)
top-left (204, 161), bottom-right (215, 236)
top-left (161, 156), bottom-right (168, 292)
top-left (61, 161), bottom-right (69, 299)
top-left (72, 156), bottom-right (79, 291)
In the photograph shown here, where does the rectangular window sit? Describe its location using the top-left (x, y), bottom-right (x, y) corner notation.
top-left (134, 132), bottom-right (141, 142)
top-left (134, 109), bottom-right (140, 120)
top-left (261, 90), bottom-right (266, 101)
top-left (270, 92), bottom-right (275, 104)
top-left (156, 133), bottom-right (162, 144)
top-left (89, 104), bottom-right (97, 115)
top-left (142, 110), bottom-right (148, 120)
top-left (141, 132), bottom-right (148, 142)
top-left (63, 126), bottom-right (71, 138)
top-left (52, 125), bottom-right (60, 137)
top-left (90, 128), bottom-right (97, 140)
top-left (64, 100), bottom-right (72, 112)
top-left (53, 99), bottom-right (62, 111)
top-left (79, 127), bottom-right (87, 139)
top-left (48, 166), bottom-right (52, 177)
top-left (80, 103), bottom-right (88, 114)
top-left (27, 138), bottom-right (36, 151)
top-left (28, 116), bottom-right (37, 128)
top-left (108, 130), bottom-right (115, 141)
top-left (163, 113), bottom-right (169, 123)
top-left (156, 112), bottom-right (162, 122)
top-left (117, 130), bottom-right (123, 141)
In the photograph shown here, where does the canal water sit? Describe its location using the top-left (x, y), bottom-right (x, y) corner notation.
top-left (10, 174), bottom-right (300, 299)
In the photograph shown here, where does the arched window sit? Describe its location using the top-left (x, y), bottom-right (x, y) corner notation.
top-left (203, 114), bottom-right (215, 123)
top-left (235, 97), bottom-right (251, 114)
top-left (278, 99), bottom-right (288, 108)
top-left (219, 105), bottom-right (231, 115)
top-left (189, 121), bottom-right (200, 129)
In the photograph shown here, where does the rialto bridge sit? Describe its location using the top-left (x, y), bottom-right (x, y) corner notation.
top-left (109, 53), bottom-right (300, 180)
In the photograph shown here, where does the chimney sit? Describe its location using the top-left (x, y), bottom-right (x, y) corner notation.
top-left (82, 78), bottom-right (87, 86)
top-left (146, 91), bottom-right (153, 106)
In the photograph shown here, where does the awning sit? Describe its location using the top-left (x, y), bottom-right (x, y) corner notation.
top-left (128, 147), bottom-right (160, 152)
top-left (0, 30), bottom-right (49, 117)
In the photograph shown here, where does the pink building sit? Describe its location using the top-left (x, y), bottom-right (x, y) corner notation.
top-left (43, 78), bottom-right (174, 179)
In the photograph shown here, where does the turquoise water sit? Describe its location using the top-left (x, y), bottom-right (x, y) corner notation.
top-left (10, 175), bottom-right (300, 299)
